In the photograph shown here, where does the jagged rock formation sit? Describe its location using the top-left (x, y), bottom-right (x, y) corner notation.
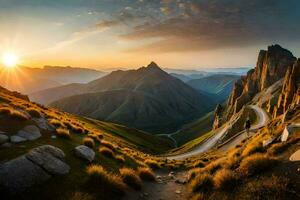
top-left (274, 59), bottom-right (300, 117)
top-left (219, 45), bottom-right (296, 124)
top-left (213, 104), bottom-right (223, 130)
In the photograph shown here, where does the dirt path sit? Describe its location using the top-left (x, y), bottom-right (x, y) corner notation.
top-left (124, 170), bottom-right (189, 200)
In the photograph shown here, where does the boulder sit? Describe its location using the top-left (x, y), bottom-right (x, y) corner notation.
top-left (0, 156), bottom-right (51, 192)
top-left (33, 118), bottom-right (55, 131)
top-left (290, 149), bottom-right (300, 161)
top-left (17, 125), bottom-right (41, 141)
top-left (74, 145), bottom-right (95, 162)
top-left (1, 142), bottom-right (12, 148)
top-left (10, 135), bottom-right (27, 143)
top-left (0, 134), bottom-right (9, 144)
top-left (26, 145), bottom-right (70, 175)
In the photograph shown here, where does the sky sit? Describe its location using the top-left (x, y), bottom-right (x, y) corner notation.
top-left (0, 0), bottom-right (299, 69)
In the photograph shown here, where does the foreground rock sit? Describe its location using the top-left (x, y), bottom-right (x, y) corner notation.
top-left (10, 135), bottom-right (27, 143)
top-left (74, 145), bottom-right (95, 162)
top-left (0, 133), bottom-right (9, 144)
top-left (290, 149), bottom-right (300, 161)
top-left (17, 125), bottom-right (41, 141)
top-left (0, 145), bottom-right (69, 193)
top-left (33, 118), bottom-right (55, 131)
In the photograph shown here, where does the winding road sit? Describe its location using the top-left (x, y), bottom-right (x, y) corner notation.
top-left (166, 105), bottom-right (270, 160)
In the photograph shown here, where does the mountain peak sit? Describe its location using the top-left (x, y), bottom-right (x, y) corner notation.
top-left (146, 61), bottom-right (161, 70)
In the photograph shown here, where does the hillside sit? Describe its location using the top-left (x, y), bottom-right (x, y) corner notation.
top-left (32, 62), bottom-right (217, 134)
top-left (187, 74), bottom-right (240, 102)
top-left (0, 66), bottom-right (105, 94)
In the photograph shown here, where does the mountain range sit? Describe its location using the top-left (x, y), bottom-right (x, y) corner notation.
top-left (31, 62), bottom-right (217, 133)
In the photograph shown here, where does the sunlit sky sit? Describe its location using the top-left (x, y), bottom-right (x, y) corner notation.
top-left (0, 0), bottom-right (299, 69)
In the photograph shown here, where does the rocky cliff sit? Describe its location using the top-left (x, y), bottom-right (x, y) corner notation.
top-left (274, 58), bottom-right (300, 117)
top-left (225, 45), bottom-right (296, 119)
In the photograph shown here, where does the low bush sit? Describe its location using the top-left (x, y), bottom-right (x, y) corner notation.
top-left (86, 165), bottom-right (127, 195)
top-left (99, 147), bottom-right (114, 158)
top-left (50, 118), bottom-right (64, 127)
top-left (56, 128), bottom-right (71, 139)
top-left (115, 155), bottom-right (125, 163)
top-left (242, 141), bottom-right (265, 157)
top-left (83, 137), bottom-right (95, 148)
top-left (144, 159), bottom-right (160, 169)
top-left (100, 140), bottom-right (117, 150)
top-left (189, 173), bottom-right (213, 192)
top-left (0, 107), bottom-right (29, 120)
top-left (213, 168), bottom-right (237, 190)
top-left (238, 154), bottom-right (277, 177)
top-left (120, 168), bottom-right (142, 190)
top-left (187, 168), bottom-right (204, 182)
top-left (26, 108), bottom-right (42, 118)
top-left (137, 167), bottom-right (156, 181)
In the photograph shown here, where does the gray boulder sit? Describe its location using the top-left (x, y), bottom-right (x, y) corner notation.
top-left (74, 145), bottom-right (95, 162)
top-left (26, 145), bottom-right (70, 175)
top-left (0, 134), bottom-right (9, 144)
top-left (0, 156), bottom-right (51, 192)
top-left (17, 125), bottom-right (41, 141)
top-left (10, 135), bottom-right (27, 143)
top-left (33, 118), bottom-right (55, 131)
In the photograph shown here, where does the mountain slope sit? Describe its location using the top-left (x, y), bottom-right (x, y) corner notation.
top-left (34, 62), bottom-right (216, 133)
top-left (187, 74), bottom-right (240, 101)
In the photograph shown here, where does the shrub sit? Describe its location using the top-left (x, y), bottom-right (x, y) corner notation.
top-left (193, 160), bottom-right (206, 168)
top-left (189, 173), bottom-right (213, 192)
top-left (120, 168), bottom-right (142, 190)
top-left (86, 165), bottom-right (127, 195)
top-left (50, 118), bottom-right (64, 127)
top-left (71, 125), bottom-right (85, 134)
top-left (99, 147), bottom-right (114, 158)
top-left (0, 107), bottom-right (11, 116)
top-left (83, 137), bottom-right (95, 148)
top-left (100, 140), bottom-right (117, 150)
top-left (137, 167), bottom-right (156, 181)
top-left (144, 159), bottom-right (160, 169)
top-left (0, 107), bottom-right (29, 120)
top-left (188, 168), bottom-right (204, 182)
top-left (213, 169), bottom-right (237, 190)
top-left (115, 155), bottom-right (125, 163)
top-left (26, 108), bottom-right (42, 118)
top-left (56, 128), bottom-right (71, 139)
top-left (204, 159), bottom-right (224, 174)
top-left (242, 141), bottom-right (265, 157)
top-left (191, 193), bottom-right (205, 200)
top-left (245, 175), bottom-right (288, 199)
top-left (238, 154), bottom-right (277, 177)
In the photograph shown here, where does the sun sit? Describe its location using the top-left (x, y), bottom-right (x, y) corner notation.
top-left (2, 53), bottom-right (19, 68)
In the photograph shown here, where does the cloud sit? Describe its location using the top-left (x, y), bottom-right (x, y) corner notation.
top-left (120, 0), bottom-right (300, 53)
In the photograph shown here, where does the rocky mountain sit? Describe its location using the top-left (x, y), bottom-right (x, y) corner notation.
top-left (0, 66), bottom-right (105, 94)
top-left (186, 74), bottom-right (240, 102)
top-left (33, 62), bottom-right (216, 133)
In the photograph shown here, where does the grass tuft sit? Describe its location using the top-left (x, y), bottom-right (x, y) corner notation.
top-left (56, 128), bottom-right (71, 139)
top-left (86, 164), bottom-right (127, 195)
top-left (189, 173), bottom-right (213, 192)
top-left (99, 147), bottom-right (114, 158)
top-left (213, 168), bottom-right (237, 190)
top-left (26, 108), bottom-right (42, 118)
top-left (83, 137), bottom-right (95, 148)
top-left (120, 168), bottom-right (142, 190)
top-left (115, 155), bottom-right (125, 163)
top-left (137, 167), bottom-right (156, 181)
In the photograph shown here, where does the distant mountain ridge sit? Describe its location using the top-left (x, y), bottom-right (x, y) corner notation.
top-left (33, 62), bottom-right (217, 133)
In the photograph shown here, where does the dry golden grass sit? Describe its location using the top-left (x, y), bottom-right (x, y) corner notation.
top-left (0, 107), bottom-right (29, 120)
top-left (187, 168), bottom-right (204, 182)
top-left (213, 168), bottom-right (237, 190)
top-left (99, 147), bottom-right (114, 158)
top-left (83, 137), bottom-right (95, 148)
top-left (144, 159), bottom-right (160, 169)
top-left (86, 165), bottom-right (127, 195)
top-left (26, 108), bottom-right (42, 118)
top-left (203, 158), bottom-right (224, 174)
top-left (193, 160), bottom-right (206, 168)
top-left (120, 168), bottom-right (142, 190)
top-left (69, 192), bottom-right (94, 200)
top-left (189, 173), bottom-right (213, 192)
top-left (137, 167), bottom-right (156, 181)
top-left (56, 128), bottom-right (71, 139)
top-left (268, 134), bottom-right (300, 155)
top-left (50, 118), bottom-right (64, 127)
top-left (115, 155), bottom-right (125, 163)
top-left (238, 153), bottom-right (277, 177)
top-left (242, 141), bottom-right (265, 157)
top-left (244, 175), bottom-right (288, 199)
top-left (191, 193), bottom-right (205, 200)
top-left (100, 140), bottom-right (117, 150)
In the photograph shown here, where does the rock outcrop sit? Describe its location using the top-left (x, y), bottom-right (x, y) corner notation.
top-left (213, 104), bottom-right (223, 130)
top-left (224, 45), bottom-right (296, 121)
top-left (17, 125), bottom-right (41, 141)
top-left (74, 145), bottom-right (95, 162)
top-left (0, 145), bottom-right (70, 193)
top-left (274, 59), bottom-right (300, 117)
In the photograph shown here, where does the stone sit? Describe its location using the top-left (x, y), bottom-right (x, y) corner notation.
top-left (1, 142), bottom-right (12, 148)
top-left (175, 178), bottom-right (187, 184)
top-left (262, 137), bottom-right (276, 147)
top-left (17, 125), bottom-right (41, 141)
top-left (26, 145), bottom-right (69, 175)
top-left (0, 133), bottom-right (9, 144)
top-left (33, 118), bottom-right (55, 131)
top-left (10, 135), bottom-right (27, 143)
top-left (175, 190), bottom-right (181, 194)
top-left (0, 156), bottom-right (51, 193)
top-left (74, 145), bottom-right (95, 162)
top-left (290, 149), bottom-right (300, 161)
